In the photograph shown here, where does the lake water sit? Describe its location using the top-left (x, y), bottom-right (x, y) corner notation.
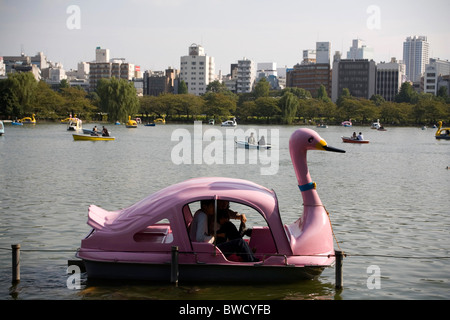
top-left (0, 122), bottom-right (449, 301)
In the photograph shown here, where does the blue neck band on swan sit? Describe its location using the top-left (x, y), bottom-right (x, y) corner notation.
top-left (298, 182), bottom-right (316, 192)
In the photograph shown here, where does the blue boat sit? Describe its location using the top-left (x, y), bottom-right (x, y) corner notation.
top-left (0, 121), bottom-right (4, 135)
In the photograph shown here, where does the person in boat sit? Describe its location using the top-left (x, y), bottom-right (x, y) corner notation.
top-left (91, 126), bottom-right (99, 136)
top-left (215, 209), bottom-right (252, 245)
top-left (215, 209), bottom-right (242, 245)
top-left (248, 132), bottom-right (256, 145)
top-left (190, 200), bottom-right (258, 262)
top-left (258, 135), bottom-right (266, 145)
top-left (102, 126), bottom-right (110, 137)
top-left (352, 132), bottom-right (357, 140)
top-left (357, 132), bottom-right (364, 140)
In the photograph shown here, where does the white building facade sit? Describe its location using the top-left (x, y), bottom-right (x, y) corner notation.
top-left (236, 58), bottom-right (256, 93)
top-left (403, 36), bottom-right (429, 83)
top-left (424, 58), bottom-right (450, 95)
top-left (180, 44), bottom-right (215, 95)
top-left (316, 42), bottom-right (331, 64)
top-left (346, 39), bottom-right (374, 60)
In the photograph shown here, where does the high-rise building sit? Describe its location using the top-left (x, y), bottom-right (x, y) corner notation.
top-left (179, 44), bottom-right (215, 96)
top-left (332, 59), bottom-right (376, 102)
top-left (403, 36), bottom-right (429, 83)
top-left (286, 63), bottom-right (332, 98)
top-left (236, 58), bottom-right (256, 93)
top-left (376, 58), bottom-right (406, 101)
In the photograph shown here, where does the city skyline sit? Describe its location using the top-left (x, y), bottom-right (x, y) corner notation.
top-left (1, 0), bottom-right (449, 73)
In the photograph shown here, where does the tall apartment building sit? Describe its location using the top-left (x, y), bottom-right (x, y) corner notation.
top-left (236, 58), bottom-right (256, 93)
top-left (332, 59), bottom-right (376, 102)
top-left (376, 58), bottom-right (406, 101)
top-left (179, 44), bottom-right (215, 95)
top-left (403, 36), bottom-right (429, 83)
top-left (89, 48), bottom-right (135, 91)
top-left (424, 58), bottom-right (450, 95)
top-left (286, 63), bottom-right (332, 98)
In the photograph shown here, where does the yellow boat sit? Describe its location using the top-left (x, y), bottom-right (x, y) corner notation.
top-left (435, 121), bottom-right (450, 140)
top-left (19, 114), bottom-right (36, 124)
top-left (72, 134), bottom-right (115, 141)
top-left (126, 116), bottom-right (138, 128)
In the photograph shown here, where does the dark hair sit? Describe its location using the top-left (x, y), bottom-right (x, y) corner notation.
top-left (200, 199), bottom-right (214, 208)
top-left (216, 209), bottom-right (230, 222)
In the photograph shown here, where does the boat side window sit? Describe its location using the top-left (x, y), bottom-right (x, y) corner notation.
top-left (133, 218), bottom-right (173, 244)
top-left (185, 201), bottom-right (277, 258)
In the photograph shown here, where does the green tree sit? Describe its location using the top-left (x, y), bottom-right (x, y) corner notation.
top-left (60, 86), bottom-right (97, 120)
top-left (206, 80), bottom-right (229, 93)
top-left (279, 91), bottom-right (299, 124)
top-left (7, 72), bottom-right (38, 117)
top-left (317, 84), bottom-right (331, 103)
top-left (34, 81), bottom-right (65, 119)
top-left (255, 97), bottom-right (280, 122)
top-left (395, 82), bottom-right (417, 104)
top-left (202, 92), bottom-right (237, 120)
top-left (253, 78), bottom-right (270, 98)
top-left (178, 80), bottom-right (188, 94)
top-left (96, 77), bottom-right (139, 123)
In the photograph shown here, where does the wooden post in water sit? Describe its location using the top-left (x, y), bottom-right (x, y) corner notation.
top-left (335, 250), bottom-right (343, 289)
top-left (171, 246), bottom-right (179, 286)
top-left (11, 244), bottom-right (21, 283)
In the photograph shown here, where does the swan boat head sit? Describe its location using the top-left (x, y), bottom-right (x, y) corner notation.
top-left (287, 128), bottom-right (345, 255)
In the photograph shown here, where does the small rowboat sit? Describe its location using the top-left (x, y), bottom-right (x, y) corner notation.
top-left (73, 134), bottom-right (115, 141)
top-left (341, 136), bottom-right (369, 144)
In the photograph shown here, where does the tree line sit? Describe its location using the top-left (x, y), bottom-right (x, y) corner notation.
top-left (1, 72), bottom-right (449, 125)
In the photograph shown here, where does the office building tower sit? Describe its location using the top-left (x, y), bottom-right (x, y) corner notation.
top-left (376, 58), bottom-right (406, 101)
top-left (403, 36), bottom-right (429, 82)
top-left (236, 58), bottom-right (256, 93)
top-left (332, 59), bottom-right (376, 102)
top-left (180, 44), bottom-right (215, 95)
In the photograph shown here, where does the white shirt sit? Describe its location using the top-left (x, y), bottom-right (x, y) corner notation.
top-left (189, 210), bottom-right (214, 243)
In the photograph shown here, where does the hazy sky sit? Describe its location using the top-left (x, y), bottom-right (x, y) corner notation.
top-left (1, 0), bottom-right (449, 73)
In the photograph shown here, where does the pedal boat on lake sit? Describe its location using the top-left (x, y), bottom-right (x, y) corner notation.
top-left (72, 134), bottom-right (115, 141)
top-left (126, 116), bottom-right (138, 128)
top-left (435, 121), bottom-right (450, 140)
top-left (341, 136), bottom-right (370, 144)
top-left (235, 140), bottom-right (271, 149)
top-left (76, 128), bottom-right (345, 282)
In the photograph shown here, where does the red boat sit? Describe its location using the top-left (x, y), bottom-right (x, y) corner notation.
top-left (341, 136), bottom-right (369, 144)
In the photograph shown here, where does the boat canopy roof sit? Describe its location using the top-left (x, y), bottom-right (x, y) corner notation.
top-left (88, 177), bottom-right (282, 233)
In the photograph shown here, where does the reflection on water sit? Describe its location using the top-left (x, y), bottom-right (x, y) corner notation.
top-left (0, 123), bottom-right (449, 300)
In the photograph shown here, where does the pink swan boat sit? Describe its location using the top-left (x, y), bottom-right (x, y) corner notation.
top-left (76, 128), bottom-right (345, 282)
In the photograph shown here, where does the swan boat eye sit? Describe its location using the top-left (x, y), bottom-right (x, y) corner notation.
top-left (308, 136), bottom-right (314, 143)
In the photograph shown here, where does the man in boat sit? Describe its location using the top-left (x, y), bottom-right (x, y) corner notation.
top-left (102, 126), bottom-right (110, 137)
top-left (190, 200), bottom-right (258, 262)
top-left (357, 132), bottom-right (364, 140)
top-left (248, 132), bottom-right (256, 145)
top-left (92, 126), bottom-right (99, 136)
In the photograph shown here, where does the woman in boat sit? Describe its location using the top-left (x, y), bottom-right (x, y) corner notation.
top-left (352, 132), bottom-right (357, 140)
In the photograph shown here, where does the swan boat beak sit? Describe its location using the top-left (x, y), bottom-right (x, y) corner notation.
top-left (317, 139), bottom-right (346, 153)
